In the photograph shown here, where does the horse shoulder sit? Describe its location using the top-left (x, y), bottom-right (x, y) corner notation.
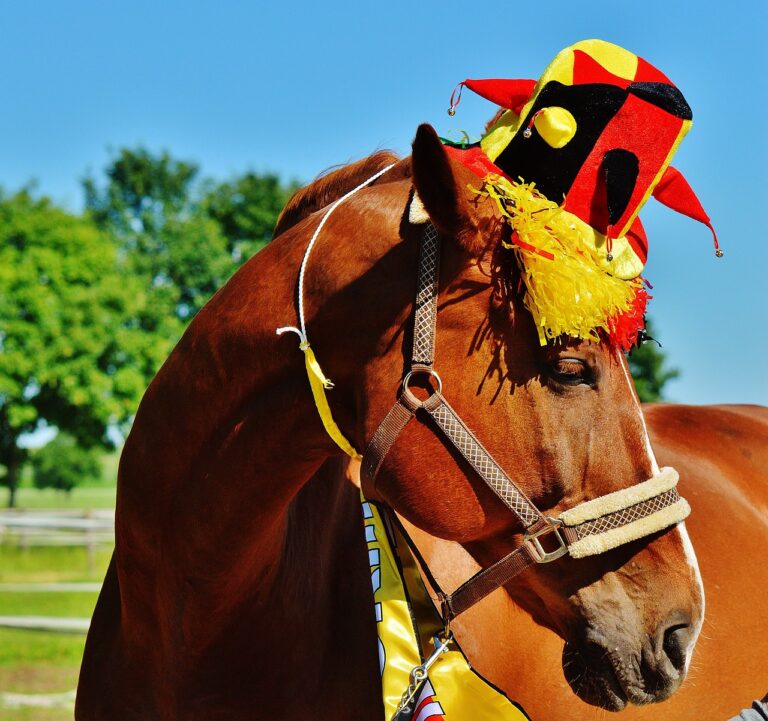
top-left (641, 403), bottom-right (768, 718)
top-left (643, 402), bottom-right (768, 506)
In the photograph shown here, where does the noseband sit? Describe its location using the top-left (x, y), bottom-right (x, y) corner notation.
top-left (361, 220), bottom-right (690, 625)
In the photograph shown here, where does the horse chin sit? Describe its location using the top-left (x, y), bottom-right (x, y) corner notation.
top-left (562, 639), bottom-right (669, 712)
top-left (562, 641), bottom-right (628, 711)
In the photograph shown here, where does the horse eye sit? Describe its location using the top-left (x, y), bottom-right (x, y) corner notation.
top-left (549, 358), bottom-right (590, 385)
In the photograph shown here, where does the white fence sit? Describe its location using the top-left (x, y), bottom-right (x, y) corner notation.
top-left (0, 509), bottom-right (114, 563)
top-left (0, 509), bottom-right (111, 635)
top-left (0, 615), bottom-right (90, 633)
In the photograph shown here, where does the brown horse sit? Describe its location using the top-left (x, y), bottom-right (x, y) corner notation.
top-left (402, 403), bottom-right (768, 720)
top-left (77, 125), bottom-right (705, 720)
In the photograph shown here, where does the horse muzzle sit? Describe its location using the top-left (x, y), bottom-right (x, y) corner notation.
top-left (562, 612), bottom-right (694, 711)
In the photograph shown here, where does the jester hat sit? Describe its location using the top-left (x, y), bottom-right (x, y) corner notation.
top-left (444, 39), bottom-right (719, 349)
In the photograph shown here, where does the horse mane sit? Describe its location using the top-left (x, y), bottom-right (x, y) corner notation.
top-left (485, 109), bottom-right (505, 132)
top-left (273, 150), bottom-right (402, 237)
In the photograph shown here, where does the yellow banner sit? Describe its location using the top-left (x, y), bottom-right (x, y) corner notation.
top-left (362, 497), bottom-right (531, 721)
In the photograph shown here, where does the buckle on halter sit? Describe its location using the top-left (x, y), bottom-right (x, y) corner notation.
top-left (524, 517), bottom-right (568, 563)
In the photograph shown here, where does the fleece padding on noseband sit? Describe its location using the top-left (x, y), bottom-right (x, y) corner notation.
top-left (564, 498), bottom-right (690, 558)
top-left (559, 467), bottom-right (690, 559)
top-left (559, 466), bottom-right (679, 525)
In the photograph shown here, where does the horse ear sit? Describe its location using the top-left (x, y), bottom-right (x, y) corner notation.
top-left (411, 123), bottom-right (482, 252)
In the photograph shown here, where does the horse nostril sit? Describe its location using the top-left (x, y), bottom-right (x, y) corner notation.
top-left (662, 623), bottom-right (690, 673)
top-left (640, 617), bottom-right (692, 699)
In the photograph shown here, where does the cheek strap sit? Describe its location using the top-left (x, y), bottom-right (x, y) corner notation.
top-left (559, 467), bottom-right (690, 558)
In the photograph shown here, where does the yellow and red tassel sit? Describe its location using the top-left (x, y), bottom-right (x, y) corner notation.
top-left (475, 175), bottom-right (647, 349)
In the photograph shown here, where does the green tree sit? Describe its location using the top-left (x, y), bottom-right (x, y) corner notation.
top-left (85, 148), bottom-right (294, 323)
top-left (0, 189), bottom-right (173, 506)
top-left (628, 319), bottom-right (680, 402)
top-left (202, 172), bottom-right (297, 262)
top-left (31, 432), bottom-right (101, 493)
top-left (84, 148), bottom-right (198, 238)
top-left (84, 148), bottom-right (226, 322)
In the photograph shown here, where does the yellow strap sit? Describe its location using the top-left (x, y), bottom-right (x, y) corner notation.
top-left (301, 343), bottom-right (362, 460)
top-left (276, 162), bottom-right (397, 463)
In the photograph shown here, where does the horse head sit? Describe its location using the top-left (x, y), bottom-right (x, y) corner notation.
top-left (352, 124), bottom-right (704, 711)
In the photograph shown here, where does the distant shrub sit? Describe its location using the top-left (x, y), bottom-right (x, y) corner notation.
top-left (31, 434), bottom-right (101, 493)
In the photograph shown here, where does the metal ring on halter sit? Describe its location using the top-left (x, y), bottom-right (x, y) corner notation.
top-left (402, 368), bottom-right (443, 396)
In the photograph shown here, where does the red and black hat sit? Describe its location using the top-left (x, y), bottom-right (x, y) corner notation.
top-left (445, 39), bottom-right (720, 280)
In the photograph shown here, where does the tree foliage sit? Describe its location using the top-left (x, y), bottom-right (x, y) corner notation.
top-left (83, 148), bottom-right (198, 238)
top-left (31, 433), bottom-right (101, 493)
top-left (84, 149), bottom-right (222, 322)
top-left (202, 172), bottom-right (298, 262)
top-left (84, 148), bottom-right (294, 322)
top-left (0, 189), bottom-right (174, 505)
top-left (1, 150), bottom-right (294, 506)
top-left (628, 320), bottom-right (680, 402)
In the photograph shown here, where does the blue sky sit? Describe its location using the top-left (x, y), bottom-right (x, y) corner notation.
top-left (1, 0), bottom-right (766, 406)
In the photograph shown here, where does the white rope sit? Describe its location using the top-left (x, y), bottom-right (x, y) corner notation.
top-left (276, 161), bottom-right (398, 345)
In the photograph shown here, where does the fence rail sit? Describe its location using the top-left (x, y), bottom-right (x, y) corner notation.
top-left (0, 509), bottom-right (109, 637)
top-left (0, 689), bottom-right (77, 711)
top-left (0, 582), bottom-right (102, 592)
top-left (0, 510), bottom-right (114, 529)
top-left (0, 509), bottom-right (114, 567)
top-left (0, 615), bottom-right (90, 633)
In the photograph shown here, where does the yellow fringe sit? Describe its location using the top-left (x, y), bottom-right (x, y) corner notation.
top-left (475, 176), bottom-right (643, 345)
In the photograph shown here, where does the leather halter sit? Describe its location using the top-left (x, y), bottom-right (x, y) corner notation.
top-left (361, 222), bottom-right (689, 625)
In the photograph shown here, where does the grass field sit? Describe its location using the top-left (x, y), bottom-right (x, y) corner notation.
top-left (1, 486), bottom-right (116, 510)
top-left (0, 487), bottom-right (113, 720)
top-left (0, 546), bottom-right (111, 586)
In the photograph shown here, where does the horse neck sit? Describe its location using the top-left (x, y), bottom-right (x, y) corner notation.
top-left (116, 179), bottom-right (414, 607)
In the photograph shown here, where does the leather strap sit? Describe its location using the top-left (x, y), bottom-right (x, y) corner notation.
top-left (412, 223), bottom-right (441, 368)
top-left (438, 542), bottom-right (538, 622)
top-left (361, 392), bottom-right (420, 488)
top-left (388, 508), bottom-right (542, 625)
top-left (362, 390), bottom-right (542, 530)
top-left (425, 395), bottom-right (542, 529)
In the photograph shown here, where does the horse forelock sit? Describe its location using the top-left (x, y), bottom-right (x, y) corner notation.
top-left (273, 150), bottom-right (403, 237)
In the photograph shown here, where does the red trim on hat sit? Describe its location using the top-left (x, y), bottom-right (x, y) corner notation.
top-left (626, 216), bottom-right (648, 265)
top-left (652, 165), bottom-right (720, 253)
top-left (443, 144), bottom-right (507, 179)
top-left (572, 50), bottom-right (631, 88)
top-left (462, 78), bottom-right (536, 113)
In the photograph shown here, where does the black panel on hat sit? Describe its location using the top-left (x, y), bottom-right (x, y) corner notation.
top-left (602, 149), bottom-right (639, 226)
top-left (493, 81), bottom-right (627, 203)
top-left (628, 82), bottom-right (692, 120)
